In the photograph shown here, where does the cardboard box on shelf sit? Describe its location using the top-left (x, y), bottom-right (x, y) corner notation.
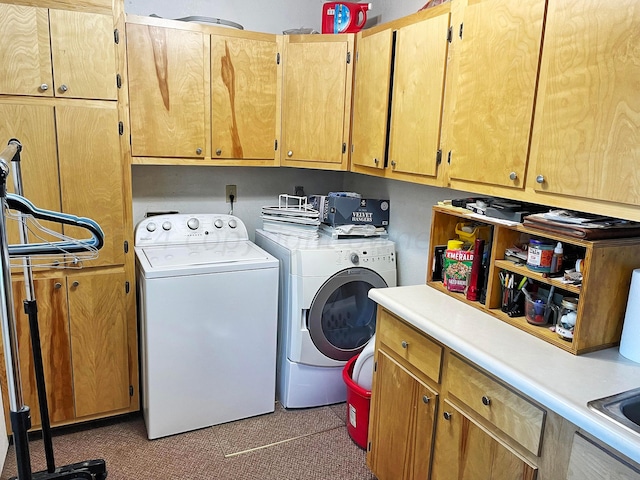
top-left (309, 196), bottom-right (390, 227)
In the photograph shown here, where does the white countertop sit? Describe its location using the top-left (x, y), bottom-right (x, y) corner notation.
top-left (369, 284), bottom-right (640, 464)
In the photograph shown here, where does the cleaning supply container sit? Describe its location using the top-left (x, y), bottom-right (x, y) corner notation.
top-left (343, 351), bottom-right (373, 449)
top-left (322, 2), bottom-right (372, 34)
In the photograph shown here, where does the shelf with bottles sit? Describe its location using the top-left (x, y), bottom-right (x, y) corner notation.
top-left (427, 205), bottom-right (640, 354)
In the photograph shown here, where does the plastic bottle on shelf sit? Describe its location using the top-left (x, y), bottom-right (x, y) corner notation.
top-left (550, 242), bottom-right (563, 274)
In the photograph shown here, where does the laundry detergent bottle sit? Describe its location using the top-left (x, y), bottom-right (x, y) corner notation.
top-left (322, 2), bottom-right (372, 34)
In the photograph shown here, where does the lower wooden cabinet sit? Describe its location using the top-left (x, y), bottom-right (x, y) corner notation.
top-left (566, 433), bottom-right (640, 480)
top-left (431, 400), bottom-right (538, 480)
top-left (0, 269), bottom-right (132, 431)
top-left (368, 350), bottom-right (438, 480)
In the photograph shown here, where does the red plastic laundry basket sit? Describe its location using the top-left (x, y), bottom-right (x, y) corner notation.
top-left (342, 354), bottom-right (372, 449)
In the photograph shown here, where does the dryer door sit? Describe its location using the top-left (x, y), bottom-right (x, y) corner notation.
top-left (307, 267), bottom-right (387, 361)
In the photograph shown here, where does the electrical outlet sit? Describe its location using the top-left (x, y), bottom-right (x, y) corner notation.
top-left (226, 185), bottom-right (237, 203)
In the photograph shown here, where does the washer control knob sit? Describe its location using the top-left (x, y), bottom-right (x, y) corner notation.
top-left (162, 221), bottom-right (172, 231)
top-left (214, 219), bottom-right (224, 229)
top-left (146, 222), bottom-right (157, 232)
top-left (228, 219), bottom-right (237, 229)
top-left (187, 217), bottom-right (199, 230)
top-left (350, 253), bottom-right (359, 265)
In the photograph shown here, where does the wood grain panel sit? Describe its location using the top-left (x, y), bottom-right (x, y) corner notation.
top-left (68, 270), bottom-right (129, 417)
top-left (449, 0), bottom-right (545, 188)
top-left (126, 23), bottom-right (207, 157)
top-left (529, 0), bottom-right (640, 206)
top-left (211, 34), bottom-right (278, 161)
top-left (388, 11), bottom-right (450, 177)
top-left (350, 29), bottom-right (393, 170)
top-left (0, 102), bottom-right (62, 247)
top-left (1, 0), bottom-right (113, 15)
top-left (377, 309), bottom-right (442, 384)
top-left (0, 276), bottom-right (74, 429)
top-left (447, 353), bottom-right (545, 456)
top-left (0, 4), bottom-right (52, 96)
top-left (281, 36), bottom-right (350, 165)
top-left (368, 350), bottom-right (437, 480)
top-left (567, 433), bottom-right (640, 480)
top-left (431, 400), bottom-right (538, 480)
top-left (56, 103), bottom-right (124, 267)
top-left (49, 9), bottom-right (117, 100)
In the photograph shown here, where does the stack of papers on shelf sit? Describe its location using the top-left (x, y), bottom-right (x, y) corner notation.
top-left (320, 224), bottom-right (388, 239)
top-left (261, 194), bottom-right (320, 239)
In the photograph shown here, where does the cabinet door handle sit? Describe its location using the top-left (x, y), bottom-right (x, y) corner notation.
top-left (287, 151), bottom-right (293, 157)
top-left (422, 395), bottom-right (430, 404)
top-left (401, 340), bottom-right (408, 349)
top-left (482, 395), bottom-right (491, 406)
top-left (71, 281), bottom-right (79, 288)
top-left (536, 175), bottom-right (545, 184)
top-left (54, 282), bottom-right (62, 289)
top-left (391, 160), bottom-right (397, 168)
top-left (40, 83), bottom-right (49, 92)
top-left (373, 158), bottom-right (379, 165)
top-left (215, 149), bottom-right (222, 156)
top-left (509, 171), bottom-right (517, 180)
top-left (196, 148), bottom-right (202, 155)
top-left (59, 84), bottom-right (68, 93)
top-left (443, 411), bottom-right (452, 421)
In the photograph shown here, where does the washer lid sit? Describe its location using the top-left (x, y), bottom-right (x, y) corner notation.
top-left (136, 241), bottom-right (277, 277)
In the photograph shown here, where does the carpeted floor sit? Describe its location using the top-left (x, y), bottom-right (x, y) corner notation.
top-left (1, 403), bottom-right (376, 480)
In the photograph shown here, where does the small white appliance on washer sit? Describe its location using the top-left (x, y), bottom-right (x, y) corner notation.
top-left (255, 229), bottom-right (396, 408)
top-left (135, 214), bottom-right (278, 439)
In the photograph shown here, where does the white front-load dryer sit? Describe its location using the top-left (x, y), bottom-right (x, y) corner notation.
top-left (255, 229), bottom-right (396, 408)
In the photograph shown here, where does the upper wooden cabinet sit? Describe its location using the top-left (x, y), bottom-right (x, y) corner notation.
top-left (280, 34), bottom-right (354, 170)
top-left (211, 33), bottom-right (280, 162)
top-left (351, 5), bottom-right (451, 185)
top-left (0, 4), bottom-right (117, 99)
top-left (126, 22), bottom-right (207, 158)
top-left (528, 0), bottom-right (640, 207)
top-left (446, 0), bottom-right (546, 189)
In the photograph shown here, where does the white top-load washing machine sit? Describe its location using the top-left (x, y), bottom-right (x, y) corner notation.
top-left (135, 214), bottom-right (278, 439)
top-left (255, 229), bottom-right (396, 408)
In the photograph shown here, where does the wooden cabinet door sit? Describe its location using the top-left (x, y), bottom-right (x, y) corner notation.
top-left (68, 270), bottom-right (129, 418)
top-left (56, 104), bottom-right (125, 268)
top-left (566, 433), bottom-right (640, 480)
top-left (0, 276), bottom-right (74, 430)
top-left (211, 33), bottom-right (279, 161)
top-left (0, 102), bottom-right (62, 246)
top-left (431, 400), bottom-right (538, 480)
top-left (388, 10), bottom-right (450, 178)
top-left (49, 10), bottom-right (117, 100)
top-left (127, 23), bottom-right (207, 158)
top-left (529, 0), bottom-right (640, 206)
top-left (350, 29), bottom-right (393, 170)
top-left (281, 35), bottom-right (353, 169)
top-left (0, 4), bottom-right (52, 96)
top-left (367, 350), bottom-right (437, 480)
top-left (448, 0), bottom-right (545, 189)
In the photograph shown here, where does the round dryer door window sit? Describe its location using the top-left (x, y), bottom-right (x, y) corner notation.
top-left (307, 267), bottom-right (387, 361)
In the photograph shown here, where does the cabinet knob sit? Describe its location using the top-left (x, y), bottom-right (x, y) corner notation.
top-left (40, 83), bottom-right (49, 92)
top-left (482, 395), bottom-right (491, 406)
top-left (373, 158), bottom-right (379, 165)
top-left (215, 149), bottom-right (222, 156)
top-left (391, 160), bottom-right (397, 168)
top-left (196, 148), bottom-right (202, 155)
top-left (287, 151), bottom-right (293, 157)
top-left (422, 395), bottom-right (430, 404)
top-left (59, 84), bottom-right (68, 93)
top-left (536, 175), bottom-right (545, 184)
top-left (71, 281), bottom-right (79, 288)
top-left (54, 282), bottom-right (62, 289)
top-left (443, 411), bottom-right (452, 421)
top-left (401, 340), bottom-right (408, 349)
top-left (509, 171), bottom-right (517, 180)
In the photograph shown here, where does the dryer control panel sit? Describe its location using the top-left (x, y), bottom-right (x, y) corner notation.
top-left (135, 214), bottom-right (249, 246)
top-left (335, 245), bottom-right (396, 268)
